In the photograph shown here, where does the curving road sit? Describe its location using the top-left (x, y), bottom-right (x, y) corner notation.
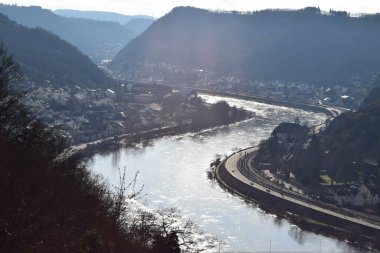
top-left (221, 147), bottom-right (380, 231)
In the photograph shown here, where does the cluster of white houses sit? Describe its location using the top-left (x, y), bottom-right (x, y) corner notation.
top-left (333, 184), bottom-right (380, 207)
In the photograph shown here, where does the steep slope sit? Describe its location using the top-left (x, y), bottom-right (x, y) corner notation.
top-left (321, 102), bottom-right (380, 159)
top-left (303, 98), bottom-right (380, 187)
top-left (111, 7), bottom-right (380, 86)
top-left (254, 90), bottom-right (380, 191)
top-left (0, 13), bottom-right (111, 86)
top-left (0, 47), bottom-right (151, 253)
top-left (55, 9), bottom-right (154, 25)
top-left (0, 4), bottom-right (134, 62)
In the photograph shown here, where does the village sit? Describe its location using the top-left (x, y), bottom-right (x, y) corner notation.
top-left (20, 71), bottom-right (375, 145)
top-left (121, 63), bottom-right (373, 109)
top-left (21, 80), bottom-right (197, 144)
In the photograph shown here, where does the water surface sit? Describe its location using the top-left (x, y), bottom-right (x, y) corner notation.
top-left (89, 95), bottom-right (357, 252)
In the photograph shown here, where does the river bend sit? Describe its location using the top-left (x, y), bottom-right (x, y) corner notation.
top-left (88, 95), bottom-right (359, 252)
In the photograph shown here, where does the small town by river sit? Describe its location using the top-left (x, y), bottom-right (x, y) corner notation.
top-left (88, 95), bottom-right (363, 252)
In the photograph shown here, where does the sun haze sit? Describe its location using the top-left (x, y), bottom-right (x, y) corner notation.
top-left (0, 0), bottom-right (379, 17)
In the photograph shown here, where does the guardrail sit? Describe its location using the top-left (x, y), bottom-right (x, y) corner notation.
top-left (235, 149), bottom-right (380, 227)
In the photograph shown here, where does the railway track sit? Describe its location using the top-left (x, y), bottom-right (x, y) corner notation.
top-left (233, 149), bottom-right (380, 229)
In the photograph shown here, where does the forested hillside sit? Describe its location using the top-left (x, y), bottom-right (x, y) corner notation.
top-left (0, 13), bottom-right (111, 86)
top-left (0, 4), bottom-right (135, 62)
top-left (255, 92), bottom-right (380, 190)
top-left (111, 7), bottom-right (380, 86)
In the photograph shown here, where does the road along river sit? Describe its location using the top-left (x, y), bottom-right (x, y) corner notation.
top-left (88, 94), bottom-right (363, 252)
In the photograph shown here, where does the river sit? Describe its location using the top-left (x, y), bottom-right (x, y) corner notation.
top-left (88, 94), bottom-right (359, 252)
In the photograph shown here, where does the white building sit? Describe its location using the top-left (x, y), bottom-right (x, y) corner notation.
top-left (333, 184), bottom-right (380, 206)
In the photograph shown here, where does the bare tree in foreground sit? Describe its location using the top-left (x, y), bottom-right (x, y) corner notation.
top-left (111, 166), bottom-right (219, 252)
top-left (123, 207), bottom-right (220, 253)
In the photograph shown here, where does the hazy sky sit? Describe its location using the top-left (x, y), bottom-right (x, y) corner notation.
top-left (0, 0), bottom-right (379, 17)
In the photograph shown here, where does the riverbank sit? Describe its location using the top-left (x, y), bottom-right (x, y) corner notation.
top-left (61, 92), bottom-right (355, 249)
top-left (87, 94), bottom-right (354, 251)
top-left (216, 149), bottom-right (380, 251)
top-left (196, 89), bottom-right (347, 117)
top-left (57, 116), bottom-right (255, 163)
top-left (57, 90), bottom-right (340, 162)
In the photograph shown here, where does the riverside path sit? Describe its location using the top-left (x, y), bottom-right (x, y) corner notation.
top-left (218, 147), bottom-right (380, 231)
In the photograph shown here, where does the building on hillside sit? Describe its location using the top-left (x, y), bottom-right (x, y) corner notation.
top-left (333, 184), bottom-right (380, 207)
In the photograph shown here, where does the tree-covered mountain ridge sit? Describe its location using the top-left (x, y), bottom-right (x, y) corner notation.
top-left (54, 9), bottom-right (154, 25)
top-left (111, 6), bottom-right (380, 86)
top-left (0, 13), bottom-right (111, 86)
top-left (0, 4), bottom-right (135, 62)
top-left (54, 9), bottom-right (155, 43)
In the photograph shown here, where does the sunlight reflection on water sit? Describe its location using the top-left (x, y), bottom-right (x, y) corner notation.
top-left (88, 95), bottom-right (360, 252)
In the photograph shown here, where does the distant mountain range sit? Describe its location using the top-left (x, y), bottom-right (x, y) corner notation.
top-left (0, 4), bottom-right (142, 62)
top-left (0, 13), bottom-right (110, 86)
top-left (54, 9), bottom-right (155, 37)
top-left (54, 9), bottom-right (154, 25)
top-left (111, 7), bottom-right (380, 86)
